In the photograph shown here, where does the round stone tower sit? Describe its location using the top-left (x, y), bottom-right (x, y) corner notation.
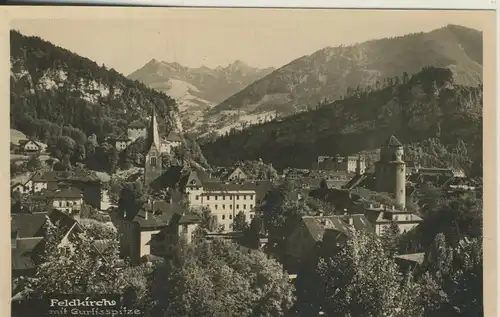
top-left (375, 135), bottom-right (406, 209)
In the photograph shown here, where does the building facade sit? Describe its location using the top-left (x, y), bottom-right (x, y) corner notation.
top-left (184, 171), bottom-right (257, 231)
top-left (127, 121), bottom-right (147, 141)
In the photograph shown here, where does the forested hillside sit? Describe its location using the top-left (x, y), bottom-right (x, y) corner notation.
top-left (202, 67), bottom-right (483, 176)
top-left (10, 30), bottom-right (181, 145)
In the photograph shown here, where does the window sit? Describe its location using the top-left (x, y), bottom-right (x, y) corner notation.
top-left (243, 204), bottom-right (246, 210)
top-left (229, 214), bottom-right (232, 220)
top-left (400, 168), bottom-right (404, 172)
top-left (244, 195), bottom-right (247, 200)
top-left (236, 204), bottom-right (239, 209)
top-left (195, 195), bottom-right (199, 200)
top-left (215, 204), bottom-right (218, 210)
top-left (215, 196), bottom-right (218, 200)
top-left (206, 196), bottom-right (210, 200)
top-left (236, 195), bottom-right (240, 200)
top-left (222, 215), bottom-right (226, 220)
top-left (250, 195), bottom-right (254, 200)
top-left (222, 195), bottom-right (226, 200)
top-left (150, 157), bottom-right (157, 166)
top-left (58, 201), bottom-right (62, 207)
top-left (183, 224), bottom-right (188, 233)
top-left (250, 204), bottom-right (253, 209)
top-left (222, 204), bottom-right (226, 209)
top-left (229, 205), bottom-right (232, 209)
top-left (250, 214), bottom-right (254, 219)
top-left (222, 224), bottom-right (225, 230)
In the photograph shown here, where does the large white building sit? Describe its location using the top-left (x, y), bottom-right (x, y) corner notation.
top-left (183, 170), bottom-right (257, 232)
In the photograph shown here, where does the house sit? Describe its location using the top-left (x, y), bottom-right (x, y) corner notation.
top-left (127, 120), bottom-right (147, 141)
top-left (11, 209), bottom-right (112, 304)
top-left (222, 166), bottom-right (248, 182)
top-left (50, 187), bottom-right (84, 218)
top-left (313, 155), bottom-right (366, 174)
top-left (17, 139), bottom-right (41, 153)
top-left (11, 182), bottom-right (29, 195)
top-left (159, 131), bottom-right (183, 154)
top-left (11, 209), bottom-right (84, 278)
top-left (182, 169), bottom-right (257, 232)
top-left (364, 204), bottom-right (423, 236)
top-left (283, 214), bottom-right (374, 272)
top-left (106, 134), bottom-right (132, 151)
top-left (116, 200), bottom-right (200, 265)
top-left (30, 170), bottom-right (102, 209)
top-left (394, 252), bottom-right (425, 272)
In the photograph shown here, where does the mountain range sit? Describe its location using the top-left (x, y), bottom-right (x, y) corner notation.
top-left (201, 66), bottom-right (483, 176)
top-left (10, 30), bottom-right (181, 148)
top-left (129, 24), bottom-right (483, 136)
top-left (127, 59), bottom-right (275, 128)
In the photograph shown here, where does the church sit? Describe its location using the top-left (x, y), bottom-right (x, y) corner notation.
top-left (143, 106), bottom-right (166, 186)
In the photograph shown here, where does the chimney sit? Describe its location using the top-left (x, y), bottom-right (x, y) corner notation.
top-left (145, 209), bottom-right (148, 220)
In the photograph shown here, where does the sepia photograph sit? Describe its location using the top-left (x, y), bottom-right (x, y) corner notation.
top-left (5, 7), bottom-right (496, 317)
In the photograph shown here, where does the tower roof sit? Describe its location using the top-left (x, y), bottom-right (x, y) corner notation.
top-left (145, 106), bottom-right (161, 152)
top-left (386, 135), bottom-right (402, 147)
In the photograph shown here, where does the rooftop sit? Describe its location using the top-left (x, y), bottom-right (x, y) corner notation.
top-left (302, 214), bottom-right (373, 242)
top-left (394, 252), bottom-right (425, 264)
top-left (386, 135), bottom-right (402, 147)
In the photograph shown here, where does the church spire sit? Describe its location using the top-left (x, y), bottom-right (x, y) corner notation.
top-left (145, 105), bottom-right (161, 152)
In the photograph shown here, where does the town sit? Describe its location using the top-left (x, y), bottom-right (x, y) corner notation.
top-left (9, 15), bottom-right (485, 317)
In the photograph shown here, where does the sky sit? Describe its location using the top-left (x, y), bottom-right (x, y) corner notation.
top-left (10, 9), bottom-right (490, 76)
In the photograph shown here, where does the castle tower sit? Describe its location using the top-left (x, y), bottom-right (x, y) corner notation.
top-left (144, 106), bottom-right (163, 185)
top-left (374, 135), bottom-right (406, 209)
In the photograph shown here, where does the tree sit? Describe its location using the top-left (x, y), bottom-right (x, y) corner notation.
top-left (150, 239), bottom-right (295, 317)
top-left (418, 234), bottom-right (483, 317)
top-left (295, 230), bottom-right (422, 317)
top-left (25, 155), bottom-right (42, 172)
top-left (262, 182), bottom-right (310, 247)
top-left (79, 218), bottom-right (118, 240)
top-left (381, 221), bottom-right (401, 256)
top-left (118, 182), bottom-right (148, 219)
top-left (19, 217), bottom-right (126, 297)
top-left (196, 206), bottom-right (218, 232)
top-left (233, 211), bottom-right (248, 232)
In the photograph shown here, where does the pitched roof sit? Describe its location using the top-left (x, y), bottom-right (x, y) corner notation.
top-left (185, 170), bottom-right (204, 187)
top-left (128, 120), bottom-right (146, 129)
top-left (129, 201), bottom-right (187, 229)
top-left (12, 238), bottom-right (41, 270)
top-left (301, 214), bottom-right (372, 242)
top-left (394, 252), bottom-right (425, 264)
top-left (31, 169), bottom-right (100, 183)
top-left (165, 131), bottom-right (182, 142)
top-left (11, 213), bottom-right (48, 238)
top-left (202, 181), bottom-right (257, 192)
top-left (93, 239), bottom-right (113, 254)
top-left (18, 139), bottom-right (40, 147)
top-left (52, 187), bottom-right (82, 199)
top-left (386, 135), bottom-right (402, 147)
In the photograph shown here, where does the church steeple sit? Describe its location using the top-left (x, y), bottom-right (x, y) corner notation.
top-left (145, 105), bottom-right (161, 152)
top-left (143, 105), bottom-right (164, 186)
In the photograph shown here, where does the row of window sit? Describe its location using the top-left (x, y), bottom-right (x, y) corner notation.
top-left (213, 204), bottom-right (254, 210)
top-left (57, 200), bottom-right (80, 207)
top-left (220, 213), bottom-right (254, 221)
top-left (195, 194), bottom-right (254, 201)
